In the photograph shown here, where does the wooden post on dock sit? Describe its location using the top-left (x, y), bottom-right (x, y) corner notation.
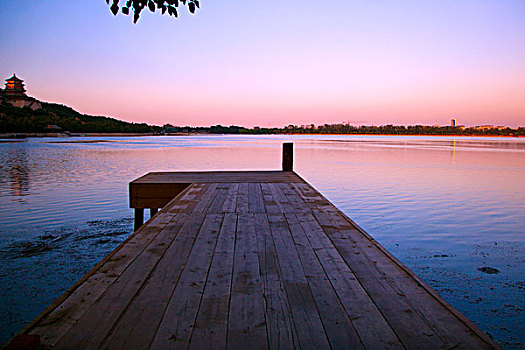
top-left (134, 208), bottom-right (144, 231)
top-left (282, 142), bottom-right (293, 171)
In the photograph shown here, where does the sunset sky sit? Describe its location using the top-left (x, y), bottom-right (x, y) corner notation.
top-left (1, 1), bottom-right (524, 127)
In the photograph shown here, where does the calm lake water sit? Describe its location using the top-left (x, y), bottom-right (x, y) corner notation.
top-left (0, 135), bottom-right (524, 348)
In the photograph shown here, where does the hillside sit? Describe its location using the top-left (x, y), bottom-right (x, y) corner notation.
top-left (0, 100), bottom-right (156, 133)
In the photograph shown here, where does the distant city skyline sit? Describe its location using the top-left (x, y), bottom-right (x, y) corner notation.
top-left (1, 1), bottom-right (524, 128)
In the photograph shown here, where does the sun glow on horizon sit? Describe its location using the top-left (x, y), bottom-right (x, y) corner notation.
top-left (1, 0), bottom-right (524, 128)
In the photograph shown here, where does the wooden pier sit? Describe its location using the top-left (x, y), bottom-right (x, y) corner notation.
top-left (10, 144), bottom-right (498, 349)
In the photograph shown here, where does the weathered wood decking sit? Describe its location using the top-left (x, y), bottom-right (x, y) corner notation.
top-left (14, 170), bottom-right (498, 349)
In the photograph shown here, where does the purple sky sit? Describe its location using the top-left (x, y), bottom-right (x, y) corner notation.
top-left (1, 1), bottom-right (524, 127)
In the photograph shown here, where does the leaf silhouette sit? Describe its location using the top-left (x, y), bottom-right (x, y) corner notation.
top-left (107, 0), bottom-right (198, 22)
top-left (110, 3), bottom-right (119, 15)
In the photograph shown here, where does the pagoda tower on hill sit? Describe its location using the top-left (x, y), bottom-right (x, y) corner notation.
top-left (0, 73), bottom-right (41, 110)
top-left (4, 74), bottom-right (27, 97)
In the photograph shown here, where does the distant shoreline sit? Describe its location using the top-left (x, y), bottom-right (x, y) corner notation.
top-left (280, 133), bottom-right (525, 138)
top-left (1, 132), bottom-right (523, 139)
top-left (0, 132), bottom-right (157, 138)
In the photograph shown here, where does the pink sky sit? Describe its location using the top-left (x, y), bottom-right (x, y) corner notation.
top-left (1, 1), bottom-right (524, 127)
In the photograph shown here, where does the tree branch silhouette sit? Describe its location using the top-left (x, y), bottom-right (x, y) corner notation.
top-left (106, 0), bottom-right (200, 23)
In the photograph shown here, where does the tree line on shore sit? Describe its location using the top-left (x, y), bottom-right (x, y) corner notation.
top-left (1, 101), bottom-right (522, 136)
top-left (166, 124), bottom-right (525, 137)
top-left (0, 101), bottom-right (153, 133)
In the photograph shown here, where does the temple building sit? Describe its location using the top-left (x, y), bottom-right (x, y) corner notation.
top-left (0, 73), bottom-right (41, 110)
top-left (4, 74), bottom-right (27, 97)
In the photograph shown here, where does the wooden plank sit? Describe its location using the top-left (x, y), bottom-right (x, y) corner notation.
top-left (254, 214), bottom-right (297, 350)
top-left (278, 183), bottom-right (310, 214)
top-left (165, 183), bottom-right (209, 213)
top-left (130, 183), bottom-right (190, 208)
top-left (284, 213), bottom-right (364, 349)
top-left (191, 183), bottom-right (219, 213)
top-left (27, 211), bottom-right (176, 346)
top-left (130, 171), bottom-right (304, 184)
top-left (295, 212), bottom-right (404, 349)
top-left (290, 182), bottom-right (339, 213)
top-left (325, 210), bottom-right (496, 349)
top-left (248, 183), bottom-right (265, 213)
top-left (206, 183), bottom-right (231, 213)
top-left (235, 183), bottom-right (249, 213)
top-left (54, 213), bottom-right (205, 349)
top-left (226, 213), bottom-right (268, 349)
top-left (100, 212), bottom-right (214, 349)
top-left (129, 170), bottom-right (305, 211)
top-left (260, 183), bottom-right (281, 214)
top-left (313, 210), bottom-right (450, 349)
top-left (267, 183), bottom-right (296, 214)
top-left (149, 213), bottom-right (224, 349)
top-left (221, 183), bottom-right (239, 213)
top-left (188, 213), bottom-right (237, 350)
top-left (266, 213), bottom-right (331, 349)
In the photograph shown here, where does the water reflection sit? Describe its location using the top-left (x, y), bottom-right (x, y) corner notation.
top-left (450, 139), bottom-right (456, 163)
top-left (0, 145), bottom-right (30, 200)
top-left (9, 160), bottom-right (29, 200)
